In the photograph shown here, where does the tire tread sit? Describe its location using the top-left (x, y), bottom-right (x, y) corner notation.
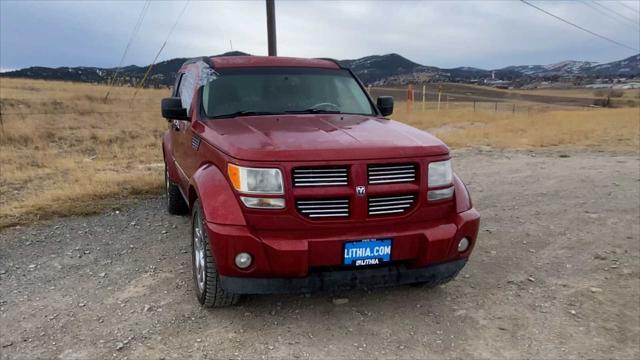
top-left (193, 199), bottom-right (240, 308)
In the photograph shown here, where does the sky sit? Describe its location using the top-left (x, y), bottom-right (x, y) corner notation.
top-left (1, 0), bottom-right (639, 72)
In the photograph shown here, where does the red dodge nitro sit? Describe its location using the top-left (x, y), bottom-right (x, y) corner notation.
top-left (161, 56), bottom-right (480, 307)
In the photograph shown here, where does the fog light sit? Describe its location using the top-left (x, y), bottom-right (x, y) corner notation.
top-left (240, 196), bottom-right (285, 209)
top-left (427, 186), bottom-right (454, 201)
top-left (458, 237), bottom-right (470, 253)
top-left (235, 252), bottom-right (252, 269)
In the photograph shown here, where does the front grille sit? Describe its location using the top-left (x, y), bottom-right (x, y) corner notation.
top-left (293, 167), bottom-right (348, 187)
top-left (367, 164), bottom-right (417, 184)
top-left (296, 199), bottom-right (350, 218)
top-left (368, 194), bottom-right (416, 216)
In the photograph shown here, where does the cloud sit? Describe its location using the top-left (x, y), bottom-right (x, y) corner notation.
top-left (1, 0), bottom-right (638, 70)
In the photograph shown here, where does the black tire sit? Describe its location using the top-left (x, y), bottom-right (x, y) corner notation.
top-left (165, 163), bottom-right (188, 215)
top-left (191, 199), bottom-right (240, 308)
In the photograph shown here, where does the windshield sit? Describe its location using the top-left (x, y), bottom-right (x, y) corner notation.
top-left (201, 68), bottom-right (376, 118)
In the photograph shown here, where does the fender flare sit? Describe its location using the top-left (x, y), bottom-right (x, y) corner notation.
top-left (189, 163), bottom-right (247, 226)
top-left (453, 173), bottom-right (472, 214)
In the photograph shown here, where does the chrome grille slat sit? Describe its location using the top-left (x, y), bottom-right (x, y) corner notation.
top-left (308, 213), bottom-right (349, 218)
top-left (368, 195), bottom-right (414, 201)
top-left (297, 199), bottom-right (348, 204)
top-left (368, 165), bottom-right (415, 170)
top-left (369, 209), bottom-right (406, 215)
top-left (368, 163), bottom-right (417, 184)
top-left (295, 177), bottom-right (347, 181)
top-left (368, 169), bottom-right (416, 175)
top-left (293, 166), bottom-right (348, 187)
top-left (296, 198), bottom-right (350, 219)
top-left (369, 204), bottom-right (413, 210)
top-left (296, 171), bottom-right (347, 179)
top-left (368, 194), bottom-right (416, 216)
top-left (294, 169), bottom-right (348, 173)
top-left (301, 208), bottom-right (347, 213)
top-left (298, 204), bottom-right (349, 209)
top-left (368, 199), bottom-right (414, 206)
top-left (369, 178), bottom-right (415, 184)
top-left (369, 174), bottom-right (416, 179)
top-left (295, 183), bottom-right (347, 186)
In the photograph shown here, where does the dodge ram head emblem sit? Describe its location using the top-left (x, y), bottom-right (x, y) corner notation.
top-left (355, 186), bottom-right (366, 196)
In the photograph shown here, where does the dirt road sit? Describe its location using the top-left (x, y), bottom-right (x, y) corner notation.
top-left (1, 149), bottom-right (638, 359)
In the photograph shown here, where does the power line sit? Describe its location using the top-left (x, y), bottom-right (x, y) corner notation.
top-left (104, 0), bottom-right (151, 102)
top-left (615, 1), bottom-right (639, 13)
top-left (131, 0), bottom-right (190, 102)
top-left (589, 0), bottom-right (639, 27)
top-left (520, 0), bottom-right (639, 52)
top-left (580, 0), bottom-right (639, 31)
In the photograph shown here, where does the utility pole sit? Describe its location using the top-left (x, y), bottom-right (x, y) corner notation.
top-left (266, 0), bottom-right (277, 56)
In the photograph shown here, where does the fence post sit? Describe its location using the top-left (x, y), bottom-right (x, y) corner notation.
top-left (437, 85), bottom-right (442, 112)
top-left (512, 103), bottom-right (516, 114)
top-left (367, 85), bottom-right (371, 94)
top-left (406, 84), bottom-right (414, 114)
top-left (495, 102), bottom-right (498, 112)
top-left (422, 84), bottom-right (426, 111)
top-left (473, 100), bottom-right (476, 112)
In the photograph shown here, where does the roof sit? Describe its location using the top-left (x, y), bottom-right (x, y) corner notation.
top-left (209, 56), bottom-right (341, 70)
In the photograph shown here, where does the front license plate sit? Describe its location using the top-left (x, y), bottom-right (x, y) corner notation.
top-left (343, 239), bottom-right (392, 266)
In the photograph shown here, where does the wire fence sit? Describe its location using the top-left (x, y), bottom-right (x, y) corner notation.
top-left (367, 85), bottom-right (602, 115)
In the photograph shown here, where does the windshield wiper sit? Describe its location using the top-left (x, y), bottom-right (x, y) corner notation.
top-left (209, 110), bottom-right (280, 119)
top-left (285, 108), bottom-right (342, 114)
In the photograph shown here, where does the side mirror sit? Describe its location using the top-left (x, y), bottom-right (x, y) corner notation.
top-left (161, 97), bottom-right (189, 121)
top-left (377, 96), bottom-right (393, 117)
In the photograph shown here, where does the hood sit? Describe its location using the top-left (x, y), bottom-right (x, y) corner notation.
top-left (198, 114), bottom-right (449, 162)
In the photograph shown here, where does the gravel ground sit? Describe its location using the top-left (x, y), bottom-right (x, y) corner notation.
top-left (1, 149), bottom-right (639, 359)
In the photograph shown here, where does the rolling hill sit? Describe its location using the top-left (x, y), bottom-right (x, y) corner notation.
top-left (2, 52), bottom-right (638, 87)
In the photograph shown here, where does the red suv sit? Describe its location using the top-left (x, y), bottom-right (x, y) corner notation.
top-left (161, 56), bottom-right (480, 307)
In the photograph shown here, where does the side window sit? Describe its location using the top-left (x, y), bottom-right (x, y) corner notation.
top-left (178, 69), bottom-right (196, 112)
top-left (172, 73), bottom-right (183, 97)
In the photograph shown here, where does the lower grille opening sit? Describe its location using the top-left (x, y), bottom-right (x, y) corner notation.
top-left (296, 199), bottom-right (350, 219)
top-left (368, 194), bottom-right (416, 216)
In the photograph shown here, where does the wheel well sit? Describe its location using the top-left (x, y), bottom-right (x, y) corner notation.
top-left (188, 185), bottom-right (198, 209)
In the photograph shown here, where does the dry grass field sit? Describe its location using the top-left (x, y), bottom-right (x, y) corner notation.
top-left (393, 103), bottom-right (640, 150)
top-left (0, 78), bottom-right (167, 228)
top-left (1, 78), bottom-right (639, 228)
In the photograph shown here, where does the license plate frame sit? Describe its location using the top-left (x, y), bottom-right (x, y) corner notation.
top-left (343, 238), bottom-right (392, 267)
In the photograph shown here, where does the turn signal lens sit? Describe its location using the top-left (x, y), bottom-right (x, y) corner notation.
top-left (228, 164), bottom-right (241, 190)
top-left (227, 164), bottom-right (284, 194)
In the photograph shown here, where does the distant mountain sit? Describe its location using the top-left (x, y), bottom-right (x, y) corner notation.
top-left (589, 54), bottom-right (640, 76)
top-left (0, 51), bottom-right (249, 88)
top-left (338, 53), bottom-right (442, 84)
top-left (1, 51), bottom-right (638, 87)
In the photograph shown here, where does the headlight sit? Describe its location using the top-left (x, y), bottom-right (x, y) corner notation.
top-left (228, 164), bottom-right (284, 194)
top-left (428, 160), bottom-right (452, 187)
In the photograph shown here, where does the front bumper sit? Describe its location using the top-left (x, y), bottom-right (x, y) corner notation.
top-left (205, 208), bottom-right (480, 281)
top-left (220, 259), bottom-right (466, 294)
